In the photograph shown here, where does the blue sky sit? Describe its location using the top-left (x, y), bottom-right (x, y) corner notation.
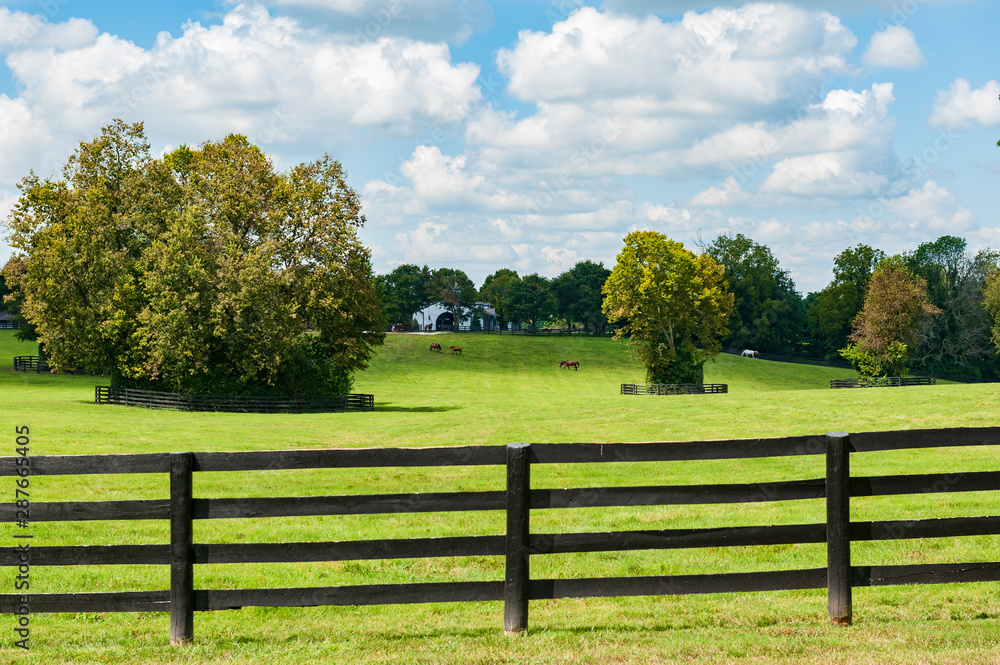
top-left (1, 0), bottom-right (999, 292)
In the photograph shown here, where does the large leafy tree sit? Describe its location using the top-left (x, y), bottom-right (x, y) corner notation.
top-left (705, 234), bottom-right (802, 353)
top-left (430, 267), bottom-right (477, 331)
top-left (840, 256), bottom-right (938, 377)
top-left (4, 120), bottom-right (384, 396)
top-left (551, 260), bottom-right (611, 332)
top-left (377, 264), bottom-right (433, 329)
top-left (506, 273), bottom-right (556, 333)
top-left (603, 231), bottom-right (732, 384)
top-left (806, 244), bottom-right (885, 357)
top-left (905, 236), bottom-right (999, 378)
top-left (479, 268), bottom-right (520, 330)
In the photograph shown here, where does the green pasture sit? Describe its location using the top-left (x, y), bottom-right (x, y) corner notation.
top-left (1, 329), bottom-right (1000, 663)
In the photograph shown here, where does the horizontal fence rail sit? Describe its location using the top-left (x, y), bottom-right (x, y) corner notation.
top-left (620, 383), bottom-right (728, 395)
top-left (94, 386), bottom-right (374, 413)
top-left (830, 377), bottom-right (935, 389)
top-left (0, 320), bottom-right (19, 329)
top-left (13, 356), bottom-right (88, 374)
top-left (1, 427), bottom-right (999, 644)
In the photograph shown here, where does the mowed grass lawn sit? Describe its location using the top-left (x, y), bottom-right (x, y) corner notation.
top-left (2, 329), bottom-right (1000, 663)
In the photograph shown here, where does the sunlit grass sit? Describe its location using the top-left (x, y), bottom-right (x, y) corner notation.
top-left (2, 329), bottom-right (1000, 663)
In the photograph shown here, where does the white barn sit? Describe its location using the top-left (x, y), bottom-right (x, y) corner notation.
top-left (413, 302), bottom-right (500, 331)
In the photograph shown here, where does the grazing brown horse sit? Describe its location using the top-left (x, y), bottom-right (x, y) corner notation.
top-left (559, 360), bottom-right (580, 370)
top-left (450, 346), bottom-right (462, 354)
top-left (430, 343), bottom-right (442, 352)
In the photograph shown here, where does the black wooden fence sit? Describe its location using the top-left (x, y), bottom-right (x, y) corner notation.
top-left (830, 377), bottom-right (936, 389)
top-left (0, 320), bottom-right (19, 330)
top-left (434, 327), bottom-right (612, 336)
top-left (2, 427), bottom-right (1000, 645)
top-left (13, 356), bottom-right (48, 373)
top-left (13, 356), bottom-right (89, 375)
top-left (620, 383), bottom-right (728, 395)
top-left (94, 386), bottom-right (375, 413)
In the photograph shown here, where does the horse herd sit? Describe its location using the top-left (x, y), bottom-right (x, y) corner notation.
top-left (428, 342), bottom-right (579, 369)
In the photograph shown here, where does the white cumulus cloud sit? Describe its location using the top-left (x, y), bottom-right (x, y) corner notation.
top-left (0, 8), bottom-right (98, 53)
top-left (929, 78), bottom-right (1000, 130)
top-left (862, 25), bottom-right (925, 69)
top-left (886, 180), bottom-right (976, 232)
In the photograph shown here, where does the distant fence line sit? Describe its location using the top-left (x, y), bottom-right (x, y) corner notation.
top-left (94, 386), bottom-right (374, 413)
top-left (830, 377), bottom-right (935, 389)
top-left (721, 347), bottom-right (991, 384)
top-left (621, 383), bottom-right (728, 395)
top-left (390, 325), bottom-right (613, 337)
top-left (2, 427), bottom-right (1000, 644)
top-left (0, 320), bottom-right (19, 330)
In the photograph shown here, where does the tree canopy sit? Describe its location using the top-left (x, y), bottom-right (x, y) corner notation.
top-left (377, 264), bottom-right (434, 329)
top-left (904, 236), bottom-right (999, 379)
top-left (805, 243), bottom-right (885, 358)
top-left (479, 268), bottom-right (520, 330)
top-left (840, 256), bottom-right (938, 377)
top-left (506, 273), bottom-right (556, 332)
top-left (706, 234), bottom-right (802, 353)
top-left (4, 120), bottom-right (383, 396)
top-left (602, 231), bottom-right (732, 384)
top-left (551, 260), bottom-right (611, 332)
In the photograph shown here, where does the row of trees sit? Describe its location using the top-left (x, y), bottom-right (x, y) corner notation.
top-left (377, 260), bottom-right (612, 333)
top-left (806, 236), bottom-right (1000, 379)
top-left (611, 232), bottom-right (1000, 381)
top-left (601, 230), bottom-right (1000, 383)
top-left (374, 231), bottom-right (1000, 382)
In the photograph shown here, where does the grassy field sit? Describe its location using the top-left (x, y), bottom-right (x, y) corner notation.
top-left (2, 329), bottom-right (1000, 663)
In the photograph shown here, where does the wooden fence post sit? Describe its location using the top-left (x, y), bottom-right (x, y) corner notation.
top-left (504, 442), bottom-right (531, 636)
top-left (170, 452), bottom-right (195, 645)
top-left (825, 432), bottom-right (852, 626)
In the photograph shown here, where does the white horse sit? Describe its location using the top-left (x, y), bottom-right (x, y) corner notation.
top-left (741, 349), bottom-right (760, 358)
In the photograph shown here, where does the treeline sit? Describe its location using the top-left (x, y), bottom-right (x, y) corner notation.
top-left (378, 233), bottom-right (1000, 380)
top-left (377, 261), bottom-right (611, 333)
top-left (710, 234), bottom-right (1000, 380)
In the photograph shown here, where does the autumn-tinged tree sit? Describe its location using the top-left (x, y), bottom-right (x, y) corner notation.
top-left (479, 268), bottom-right (520, 330)
top-left (506, 273), bottom-right (556, 333)
top-left (806, 244), bottom-right (885, 357)
top-left (4, 120), bottom-right (384, 395)
top-left (840, 256), bottom-right (938, 377)
top-left (603, 231), bottom-right (732, 384)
